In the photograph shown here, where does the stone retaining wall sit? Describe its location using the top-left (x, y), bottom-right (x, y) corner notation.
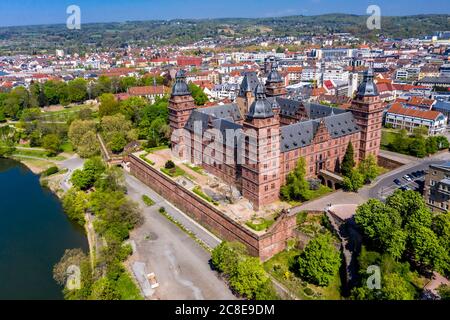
top-left (129, 154), bottom-right (297, 261)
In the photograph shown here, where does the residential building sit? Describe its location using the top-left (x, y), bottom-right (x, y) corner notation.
top-left (385, 103), bottom-right (447, 135)
top-left (424, 163), bottom-right (450, 212)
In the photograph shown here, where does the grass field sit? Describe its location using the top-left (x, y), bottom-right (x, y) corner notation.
top-left (115, 271), bottom-right (144, 300)
top-left (12, 148), bottom-right (66, 161)
top-left (381, 130), bottom-right (399, 148)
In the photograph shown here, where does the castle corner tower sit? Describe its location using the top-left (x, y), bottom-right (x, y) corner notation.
top-left (242, 84), bottom-right (281, 210)
top-left (169, 70), bottom-right (196, 157)
top-left (349, 68), bottom-right (384, 161)
top-left (265, 61), bottom-right (287, 98)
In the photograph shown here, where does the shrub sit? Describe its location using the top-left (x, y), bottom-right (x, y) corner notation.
top-left (42, 166), bottom-right (59, 177)
top-left (165, 160), bottom-right (175, 169)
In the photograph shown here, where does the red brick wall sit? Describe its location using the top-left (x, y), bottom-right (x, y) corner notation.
top-left (129, 154), bottom-right (296, 261)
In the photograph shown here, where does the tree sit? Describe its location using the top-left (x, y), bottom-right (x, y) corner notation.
top-left (188, 83), bottom-right (209, 106)
top-left (109, 133), bottom-right (127, 154)
top-left (390, 129), bottom-right (409, 154)
top-left (93, 76), bottom-right (112, 97)
top-left (62, 188), bottom-right (88, 226)
top-left (407, 224), bottom-right (448, 272)
top-left (67, 78), bottom-right (88, 103)
top-left (77, 131), bottom-right (100, 158)
top-left (355, 199), bottom-right (406, 259)
top-left (357, 154), bottom-right (381, 183)
top-left (98, 93), bottom-right (120, 117)
top-left (297, 233), bottom-right (341, 286)
top-left (89, 278), bottom-right (120, 300)
top-left (119, 96), bottom-right (147, 122)
top-left (438, 285), bottom-right (450, 300)
top-left (381, 273), bottom-right (415, 300)
top-left (54, 249), bottom-right (93, 300)
top-left (435, 136), bottom-right (449, 150)
top-left (342, 168), bottom-right (364, 192)
top-left (70, 157), bottom-right (105, 190)
top-left (432, 212), bottom-right (450, 250)
top-left (341, 142), bottom-right (355, 177)
top-left (385, 190), bottom-right (431, 227)
top-left (280, 157), bottom-right (312, 201)
top-left (100, 113), bottom-right (132, 143)
top-left (42, 133), bottom-right (61, 156)
top-left (68, 119), bottom-right (97, 144)
top-left (229, 257), bottom-right (271, 300)
top-left (211, 241), bottom-right (247, 275)
top-left (408, 136), bottom-right (427, 158)
top-left (68, 119), bottom-right (99, 158)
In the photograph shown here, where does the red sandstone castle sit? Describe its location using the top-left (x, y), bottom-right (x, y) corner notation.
top-left (169, 66), bottom-right (383, 210)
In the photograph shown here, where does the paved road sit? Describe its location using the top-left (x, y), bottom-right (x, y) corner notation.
top-left (369, 151), bottom-right (450, 200)
top-left (124, 173), bottom-right (235, 300)
top-left (59, 156), bottom-right (85, 192)
top-left (293, 151), bottom-right (450, 212)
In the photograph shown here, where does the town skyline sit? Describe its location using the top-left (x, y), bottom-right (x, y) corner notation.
top-left (0, 0), bottom-right (449, 27)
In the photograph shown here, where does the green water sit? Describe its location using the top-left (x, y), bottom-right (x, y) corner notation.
top-left (0, 159), bottom-right (88, 300)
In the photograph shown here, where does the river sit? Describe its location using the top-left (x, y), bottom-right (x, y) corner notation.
top-left (0, 158), bottom-right (88, 300)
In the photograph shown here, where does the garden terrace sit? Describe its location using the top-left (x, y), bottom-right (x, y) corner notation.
top-left (134, 149), bottom-right (291, 234)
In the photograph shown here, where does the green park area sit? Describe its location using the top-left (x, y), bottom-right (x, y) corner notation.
top-left (381, 127), bottom-right (449, 158)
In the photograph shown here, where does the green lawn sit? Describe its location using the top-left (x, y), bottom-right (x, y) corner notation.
top-left (145, 145), bottom-right (169, 153)
top-left (115, 271), bottom-right (144, 300)
top-left (142, 195), bottom-right (155, 207)
top-left (192, 186), bottom-right (219, 206)
top-left (13, 148), bottom-right (66, 161)
top-left (246, 217), bottom-right (276, 232)
top-left (139, 153), bottom-right (155, 165)
top-left (60, 141), bottom-right (74, 153)
top-left (285, 185), bottom-right (333, 207)
top-left (161, 166), bottom-right (186, 178)
top-left (186, 164), bottom-right (206, 175)
top-left (381, 130), bottom-right (399, 148)
top-left (263, 250), bottom-right (342, 300)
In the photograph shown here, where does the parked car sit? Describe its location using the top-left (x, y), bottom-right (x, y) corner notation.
top-left (403, 175), bottom-right (412, 182)
top-left (394, 179), bottom-right (402, 186)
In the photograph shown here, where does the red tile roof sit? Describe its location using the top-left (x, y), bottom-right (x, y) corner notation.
top-left (128, 85), bottom-right (169, 96)
top-left (387, 103), bottom-right (442, 121)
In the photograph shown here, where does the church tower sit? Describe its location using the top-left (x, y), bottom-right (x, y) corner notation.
top-left (265, 61), bottom-right (287, 97)
top-left (241, 84), bottom-right (281, 210)
top-left (168, 70), bottom-right (196, 158)
top-left (349, 68), bottom-right (384, 161)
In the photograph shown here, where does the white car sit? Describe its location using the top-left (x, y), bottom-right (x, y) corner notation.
top-left (403, 175), bottom-right (412, 182)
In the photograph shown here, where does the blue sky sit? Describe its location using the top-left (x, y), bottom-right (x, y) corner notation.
top-left (0, 0), bottom-right (449, 27)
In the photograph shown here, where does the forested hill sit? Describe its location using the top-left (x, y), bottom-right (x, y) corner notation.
top-left (1, 14), bottom-right (449, 54)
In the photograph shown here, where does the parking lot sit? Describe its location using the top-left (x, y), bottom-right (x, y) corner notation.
top-left (378, 169), bottom-right (426, 200)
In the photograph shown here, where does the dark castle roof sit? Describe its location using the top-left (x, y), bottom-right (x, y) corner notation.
top-left (246, 84), bottom-right (274, 119)
top-left (171, 69), bottom-right (191, 96)
top-left (184, 104), bottom-right (242, 132)
top-left (280, 111), bottom-right (360, 152)
top-left (275, 97), bottom-right (346, 119)
top-left (239, 72), bottom-right (260, 97)
top-left (356, 68), bottom-right (378, 98)
top-left (266, 62), bottom-right (283, 83)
